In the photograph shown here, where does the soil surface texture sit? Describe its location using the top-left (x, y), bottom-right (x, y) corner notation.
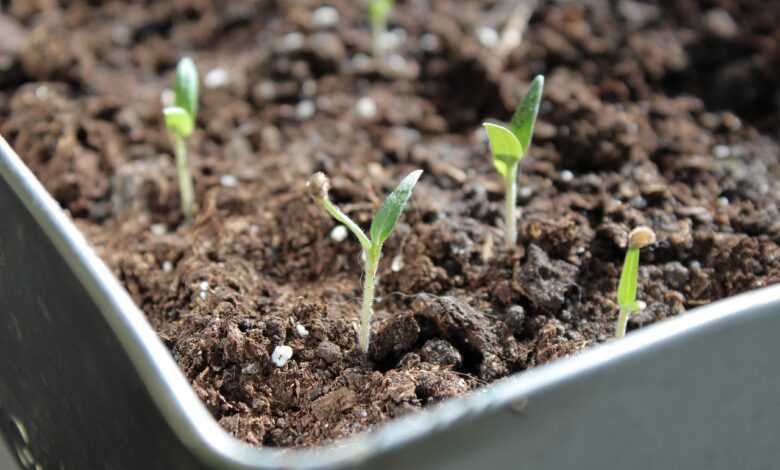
top-left (2, 0), bottom-right (780, 448)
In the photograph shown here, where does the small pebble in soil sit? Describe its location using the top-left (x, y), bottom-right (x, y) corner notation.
top-left (473, 126), bottom-right (489, 144)
top-left (717, 196), bottom-right (729, 207)
top-left (663, 262), bottom-right (690, 290)
top-left (160, 89), bottom-right (175, 107)
top-left (204, 68), bottom-right (230, 89)
top-left (281, 32), bottom-right (304, 52)
top-left (296, 100), bottom-right (316, 120)
top-left (391, 254), bottom-right (404, 272)
top-left (316, 95), bottom-right (333, 111)
top-left (379, 28), bottom-right (406, 51)
top-left (302, 79), bottom-right (317, 96)
top-left (329, 225), bottom-right (348, 242)
top-left (420, 33), bottom-right (440, 52)
top-left (271, 345), bottom-right (293, 367)
top-left (713, 145), bottom-right (731, 159)
top-left (199, 281), bottom-right (209, 300)
top-left (220, 175), bottom-right (238, 188)
top-left (476, 26), bottom-right (499, 48)
top-left (560, 170), bottom-right (574, 182)
top-left (505, 305), bottom-right (526, 335)
top-left (35, 85), bottom-right (49, 101)
top-left (315, 341), bottom-right (341, 363)
top-left (111, 24), bottom-right (132, 46)
top-left (630, 195), bottom-right (647, 209)
top-left (704, 8), bottom-right (739, 39)
top-left (386, 54), bottom-right (410, 75)
top-left (355, 96), bottom-right (378, 119)
top-left (722, 112), bottom-right (741, 130)
top-left (255, 81), bottom-right (276, 101)
top-left (519, 186), bottom-right (533, 200)
top-left (296, 324), bottom-right (309, 338)
top-left (312, 6), bottom-right (339, 28)
top-left (162, 261), bottom-right (173, 273)
top-left (420, 339), bottom-right (462, 368)
top-left (618, 0), bottom-right (660, 29)
top-left (350, 53), bottom-right (372, 73)
top-left (242, 362), bottom-right (261, 374)
top-left (150, 224), bottom-right (167, 236)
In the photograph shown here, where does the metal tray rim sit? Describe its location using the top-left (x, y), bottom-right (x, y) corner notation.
top-left (2, 135), bottom-right (779, 469)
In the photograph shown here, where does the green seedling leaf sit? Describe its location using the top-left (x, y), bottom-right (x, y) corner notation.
top-left (483, 122), bottom-right (522, 177)
top-left (509, 75), bottom-right (544, 154)
top-left (617, 247), bottom-right (639, 309)
top-left (370, 170), bottom-right (423, 246)
top-left (164, 106), bottom-right (193, 138)
top-left (370, 0), bottom-right (394, 26)
top-left (174, 57), bottom-right (199, 122)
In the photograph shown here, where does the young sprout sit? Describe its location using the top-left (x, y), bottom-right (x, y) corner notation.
top-left (307, 169), bottom-right (423, 353)
top-left (369, 0), bottom-right (394, 57)
top-left (483, 75), bottom-right (544, 249)
top-left (615, 226), bottom-right (657, 338)
top-left (163, 57), bottom-right (199, 220)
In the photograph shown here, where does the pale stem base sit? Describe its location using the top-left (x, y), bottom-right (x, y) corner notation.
top-left (615, 307), bottom-right (629, 338)
top-left (504, 166), bottom-right (518, 249)
top-left (174, 135), bottom-right (195, 220)
top-left (359, 250), bottom-right (380, 353)
top-left (372, 21), bottom-right (386, 58)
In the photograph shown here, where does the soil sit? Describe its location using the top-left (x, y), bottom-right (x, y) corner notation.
top-left (2, 0), bottom-right (780, 448)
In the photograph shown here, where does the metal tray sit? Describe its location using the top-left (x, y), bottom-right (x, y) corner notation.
top-left (1, 135), bottom-right (779, 469)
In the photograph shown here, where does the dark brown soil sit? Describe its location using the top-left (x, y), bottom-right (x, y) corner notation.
top-left (2, 0), bottom-right (780, 448)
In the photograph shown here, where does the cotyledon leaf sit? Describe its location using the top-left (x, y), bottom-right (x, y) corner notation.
top-left (483, 122), bottom-right (523, 177)
top-left (163, 106), bottom-right (193, 138)
top-left (509, 75), bottom-right (544, 155)
top-left (369, 170), bottom-right (423, 246)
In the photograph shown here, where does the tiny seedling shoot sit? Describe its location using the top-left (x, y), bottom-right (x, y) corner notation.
top-left (163, 57), bottom-right (199, 220)
top-left (483, 75), bottom-right (544, 249)
top-left (369, 0), bottom-right (394, 57)
top-left (307, 169), bottom-right (422, 353)
top-left (615, 226), bottom-right (657, 338)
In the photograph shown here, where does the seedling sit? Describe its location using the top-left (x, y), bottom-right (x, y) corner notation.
top-left (163, 57), bottom-right (199, 220)
top-left (483, 75), bottom-right (544, 249)
top-left (307, 169), bottom-right (422, 353)
top-left (615, 226), bottom-right (656, 338)
top-left (369, 0), bottom-right (394, 57)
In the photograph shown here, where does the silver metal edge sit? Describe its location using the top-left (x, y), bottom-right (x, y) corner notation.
top-left (2, 135), bottom-right (779, 469)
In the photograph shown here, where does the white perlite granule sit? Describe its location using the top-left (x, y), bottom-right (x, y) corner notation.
top-left (271, 345), bottom-right (293, 367)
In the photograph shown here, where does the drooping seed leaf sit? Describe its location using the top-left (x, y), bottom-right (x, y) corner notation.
top-left (370, 169), bottom-right (423, 246)
top-left (174, 57), bottom-right (199, 122)
top-left (509, 75), bottom-right (544, 155)
top-left (370, 0), bottom-right (394, 26)
top-left (163, 106), bottom-right (193, 137)
top-left (483, 122), bottom-right (522, 177)
top-left (617, 247), bottom-right (640, 309)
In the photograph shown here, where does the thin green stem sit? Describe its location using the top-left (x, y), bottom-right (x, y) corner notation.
top-left (321, 198), bottom-right (372, 251)
top-left (174, 134), bottom-right (194, 220)
top-left (371, 18), bottom-right (386, 57)
top-left (504, 164), bottom-right (518, 248)
top-left (359, 245), bottom-right (381, 353)
top-left (616, 247), bottom-right (640, 338)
